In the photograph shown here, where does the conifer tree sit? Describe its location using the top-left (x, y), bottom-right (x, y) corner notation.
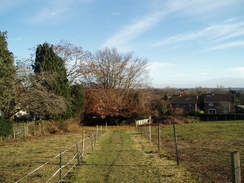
top-left (32, 43), bottom-right (71, 119)
top-left (0, 31), bottom-right (17, 118)
top-left (70, 84), bottom-right (84, 119)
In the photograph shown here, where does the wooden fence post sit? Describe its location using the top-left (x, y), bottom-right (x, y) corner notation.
top-left (144, 127), bottom-right (146, 138)
top-left (59, 152), bottom-right (62, 181)
top-left (91, 136), bottom-right (94, 151)
top-left (158, 126), bottom-right (161, 150)
top-left (149, 125), bottom-right (152, 143)
top-left (92, 136), bottom-right (95, 150)
top-left (76, 142), bottom-right (80, 165)
top-left (231, 151), bottom-right (241, 183)
top-left (173, 124), bottom-right (179, 165)
top-left (13, 126), bottom-right (16, 139)
top-left (96, 125), bottom-right (98, 142)
top-left (82, 130), bottom-right (85, 155)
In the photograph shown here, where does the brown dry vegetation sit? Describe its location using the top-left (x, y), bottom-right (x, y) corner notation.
top-left (1, 121), bottom-right (243, 183)
top-left (0, 125), bottom-right (97, 183)
top-left (153, 116), bottom-right (200, 125)
top-left (145, 120), bottom-right (244, 183)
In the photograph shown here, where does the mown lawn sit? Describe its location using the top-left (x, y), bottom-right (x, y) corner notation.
top-left (149, 120), bottom-right (244, 182)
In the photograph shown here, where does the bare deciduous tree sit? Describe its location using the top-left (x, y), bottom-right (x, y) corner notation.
top-left (81, 47), bottom-right (150, 89)
top-left (53, 40), bottom-right (92, 85)
top-left (15, 73), bottom-right (68, 118)
top-left (82, 47), bottom-right (150, 117)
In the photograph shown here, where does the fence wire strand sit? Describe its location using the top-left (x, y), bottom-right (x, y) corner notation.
top-left (15, 152), bottom-right (61, 183)
top-left (14, 126), bottom-right (104, 183)
top-left (160, 127), bottom-right (230, 164)
top-left (62, 162), bottom-right (77, 180)
top-left (139, 125), bottom-right (241, 183)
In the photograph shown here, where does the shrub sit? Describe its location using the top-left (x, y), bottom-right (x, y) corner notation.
top-left (169, 107), bottom-right (184, 116)
top-left (163, 116), bottom-right (184, 125)
top-left (0, 118), bottom-right (13, 136)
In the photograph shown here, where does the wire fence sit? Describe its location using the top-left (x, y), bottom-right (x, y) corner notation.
top-left (14, 124), bottom-right (107, 183)
top-left (137, 124), bottom-right (243, 183)
top-left (0, 121), bottom-right (50, 142)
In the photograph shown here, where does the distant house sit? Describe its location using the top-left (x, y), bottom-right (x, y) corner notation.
top-left (170, 95), bottom-right (198, 113)
top-left (204, 94), bottom-right (232, 114)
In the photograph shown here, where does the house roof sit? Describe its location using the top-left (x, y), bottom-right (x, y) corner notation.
top-left (170, 95), bottom-right (198, 104)
top-left (204, 94), bottom-right (232, 103)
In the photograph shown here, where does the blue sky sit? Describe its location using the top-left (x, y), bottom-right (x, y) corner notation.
top-left (1, 0), bottom-right (244, 88)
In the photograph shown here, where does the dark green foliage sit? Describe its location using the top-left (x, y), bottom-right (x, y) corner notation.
top-left (0, 118), bottom-right (13, 136)
top-left (70, 84), bottom-right (84, 119)
top-left (0, 31), bottom-right (17, 118)
top-left (152, 99), bottom-right (167, 117)
top-left (33, 43), bottom-right (69, 98)
top-left (0, 31), bottom-right (15, 72)
top-left (32, 43), bottom-right (72, 120)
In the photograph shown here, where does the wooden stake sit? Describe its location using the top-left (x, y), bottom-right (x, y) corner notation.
top-left (231, 151), bottom-right (241, 183)
top-left (158, 126), bottom-right (161, 150)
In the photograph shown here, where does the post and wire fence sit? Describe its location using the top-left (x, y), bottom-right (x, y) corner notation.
top-left (14, 124), bottom-right (107, 183)
top-left (137, 124), bottom-right (243, 183)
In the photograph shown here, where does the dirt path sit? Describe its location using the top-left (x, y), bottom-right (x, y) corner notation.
top-left (72, 128), bottom-right (198, 183)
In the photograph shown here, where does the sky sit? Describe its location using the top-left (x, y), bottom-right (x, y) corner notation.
top-left (1, 0), bottom-right (244, 88)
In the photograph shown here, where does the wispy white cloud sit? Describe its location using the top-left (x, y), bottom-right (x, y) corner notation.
top-left (28, 0), bottom-right (92, 24)
top-left (149, 62), bottom-right (173, 70)
top-left (112, 12), bottom-right (121, 16)
top-left (103, 11), bottom-right (165, 49)
top-left (155, 19), bottom-right (244, 44)
top-left (14, 37), bottom-right (23, 42)
top-left (203, 41), bottom-right (244, 52)
top-left (230, 67), bottom-right (244, 76)
top-left (29, 8), bottom-right (68, 24)
top-left (197, 72), bottom-right (208, 75)
top-left (164, 0), bottom-right (242, 15)
top-left (152, 18), bottom-right (244, 51)
top-left (103, 0), bottom-right (243, 50)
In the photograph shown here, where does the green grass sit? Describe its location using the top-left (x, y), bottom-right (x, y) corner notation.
top-left (2, 122), bottom-right (243, 183)
top-left (0, 126), bottom-right (96, 183)
top-left (149, 120), bottom-right (244, 182)
top-left (71, 128), bottom-right (199, 183)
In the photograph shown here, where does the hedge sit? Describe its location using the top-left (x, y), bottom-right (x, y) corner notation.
top-left (0, 118), bottom-right (13, 136)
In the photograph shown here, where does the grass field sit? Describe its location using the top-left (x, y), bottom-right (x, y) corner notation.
top-left (71, 128), bottom-right (199, 183)
top-left (148, 120), bottom-right (244, 182)
top-left (0, 121), bottom-right (243, 182)
top-left (0, 126), bottom-right (97, 183)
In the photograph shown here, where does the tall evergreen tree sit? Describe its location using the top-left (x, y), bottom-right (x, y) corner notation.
top-left (32, 43), bottom-right (71, 119)
top-left (70, 84), bottom-right (84, 119)
top-left (33, 43), bottom-right (69, 96)
top-left (0, 31), bottom-right (17, 118)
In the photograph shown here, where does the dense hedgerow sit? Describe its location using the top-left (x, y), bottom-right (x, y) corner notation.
top-left (0, 118), bottom-right (13, 136)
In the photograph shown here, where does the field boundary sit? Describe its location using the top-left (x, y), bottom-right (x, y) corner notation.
top-left (14, 125), bottom-right (106, 183)
top-left (137, 124), bottom-right (243, 183)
